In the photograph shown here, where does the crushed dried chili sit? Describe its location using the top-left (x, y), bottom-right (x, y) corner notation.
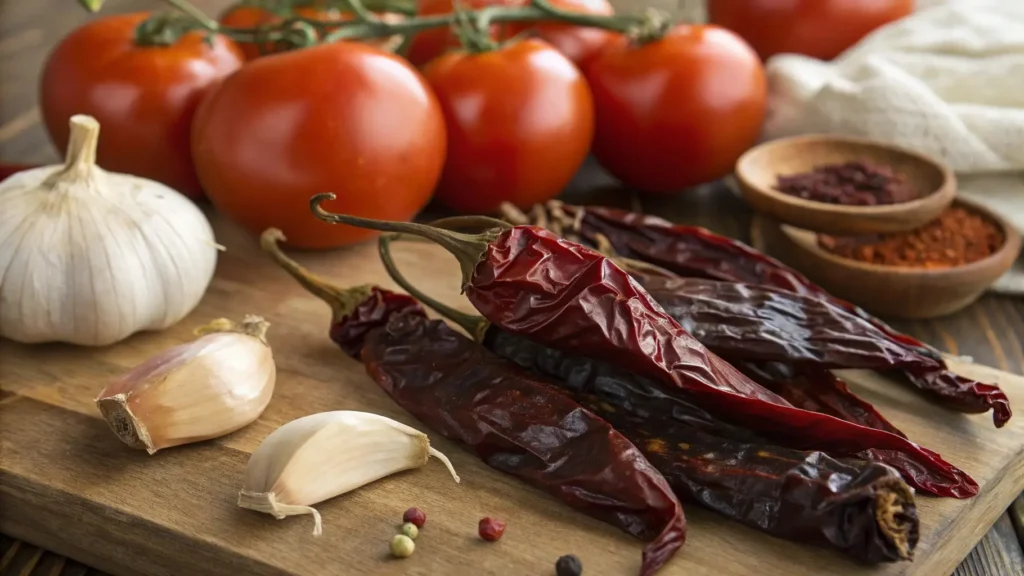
top-left (774, 161), bottom-right (918, 206)
top-left (819, 206), bottom-right (1004, 268)
top-left (536, 203), bottom-right (1010, 428)
top-left (261, 230), bottom-right (686, 576)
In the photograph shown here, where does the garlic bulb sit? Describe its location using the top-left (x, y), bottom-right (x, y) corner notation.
top-left (238, 411), bottom-right (459, 536)
top-left (0, 114), bottom-right (217, 346)
top-left (95, 315), bottom-right (276, 454)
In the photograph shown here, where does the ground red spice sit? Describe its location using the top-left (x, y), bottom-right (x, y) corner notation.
top-left (818, 206), bottom-right (1004, 269)
top-left (775, 161), bottom-right (919, 206)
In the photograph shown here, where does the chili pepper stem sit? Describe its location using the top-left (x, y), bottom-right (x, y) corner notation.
top-left (310, 193), bottom-right (499, 289)
top-left (260, 228), bottom-right (373, 323)
top-left (378, 234), bottom-right (492, 342)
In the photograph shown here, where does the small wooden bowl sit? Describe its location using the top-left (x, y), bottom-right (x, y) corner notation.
top-left (736, 134), bottom-right (956, 235)
top-left (752, 198), bottom-right (1022, 320)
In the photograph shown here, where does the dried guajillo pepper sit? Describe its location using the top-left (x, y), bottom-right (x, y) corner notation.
top-left (508, 202), bottom-right (1011, 428)
top-left (377, 268), bottom-right (921, 561)
top-left (587, 404), bottom-right (919, 564)
top-left (315, 206), bottom-right (977, 499)
top-left (260, 229), bottom-right (686, 576)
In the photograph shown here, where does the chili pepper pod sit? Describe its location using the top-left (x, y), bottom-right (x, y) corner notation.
top-left (540, 202), bottom-right (1010, 428)
top-left (375, 253), bottom-right (922, 563)
top-left (316, 205), bottom-right (977, 500)
top-left (260, 228), bottom-right (687, 576)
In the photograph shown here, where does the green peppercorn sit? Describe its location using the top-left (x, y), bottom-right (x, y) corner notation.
top-left (401, 522), bottom-right (419, 539)
top-left (390, 534), bottom-right (415, 558)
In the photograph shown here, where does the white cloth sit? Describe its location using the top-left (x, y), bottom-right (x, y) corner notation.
top-left (762, 0), bottom-right (1024, 294)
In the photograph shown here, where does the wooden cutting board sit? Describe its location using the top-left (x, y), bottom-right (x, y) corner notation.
top-left (2, 213), bottom-right (1023, 576)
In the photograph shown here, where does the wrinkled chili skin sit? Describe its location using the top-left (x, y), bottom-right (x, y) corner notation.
top-left (566, 204), bottom-right (1011, 427)
top-left (362, 311), bottom-right (686, 576)
top-left (487, 328), bottom-right (976, 499)
top-left (639, 275), bottom-right (920, 368)
top-left (592, 408), bottom-right (919, 564)
top-left (464, 225), bottom-right (975, 498)
top-left (328, 287), bottom-right (424, 357)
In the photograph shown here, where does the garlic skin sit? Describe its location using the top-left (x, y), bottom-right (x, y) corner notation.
top-left (0, 114), bottom-right (217, 346)
top-left (95, 315), bottom-right (275, 454)
top-left (239, 411), bottom-right (460, 536)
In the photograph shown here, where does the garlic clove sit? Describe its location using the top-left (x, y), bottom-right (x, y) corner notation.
top-left (95, 315), bottom-right (275, 454)
top-left (238, 411), bottom-right (459, 536)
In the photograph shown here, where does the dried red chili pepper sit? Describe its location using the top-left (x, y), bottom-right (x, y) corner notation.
top-left (316, 206), bottom-right (976, 500)
top-left (774, 161), bottom-right (918, 206)
top-left (261, 229), bottom-right (687, 576)
top-left (423, 306), bottom-right (921, 561)
top-left (535, 203), bottom-right (1011, 428)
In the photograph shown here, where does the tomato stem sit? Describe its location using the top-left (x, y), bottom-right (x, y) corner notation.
top-left (124, 0), bottom-right (671, 49)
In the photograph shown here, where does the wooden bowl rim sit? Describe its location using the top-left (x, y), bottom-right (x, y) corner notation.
top-left (736, 134), bottom-right (957, 216)
top-left (778, 197), bottom-right (1022, 279)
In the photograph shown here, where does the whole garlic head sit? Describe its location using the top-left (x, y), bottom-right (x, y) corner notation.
top-left (0, 115), bottom-right (217, 346)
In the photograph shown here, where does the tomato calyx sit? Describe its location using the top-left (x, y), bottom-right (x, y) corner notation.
top-left (625, 7), bottom-right (672, 44)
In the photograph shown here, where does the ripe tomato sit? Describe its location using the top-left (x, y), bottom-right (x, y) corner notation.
top-left (509, 0), bottom-right (616, 67)
top-left (218, 5), bottom-right (278, 60)
top-left (192, 42), bottom-right (446, 249)
top-left (406, 0), bottom-right (518, 67)
top-left (422, 39), bottom-right (593, 214)
top-left (406, 0), bottom-right (613, 67)
top-left (219, 4), bottom-right (403, 61)
top-left (40, 13), bottom-right (243, 199)
top-left (586, 25), bottom-right (766, 194)
top-left (707, 0), bottom-right (914, 61)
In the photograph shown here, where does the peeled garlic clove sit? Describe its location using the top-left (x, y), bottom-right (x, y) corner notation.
top-left (238, 411), bottom-right (459, 536)
top-left (95, 315), bottom-right (275, 455)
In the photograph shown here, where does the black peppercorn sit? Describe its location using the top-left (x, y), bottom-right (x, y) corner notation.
top-left (555, 554), bottom-right (582, 576)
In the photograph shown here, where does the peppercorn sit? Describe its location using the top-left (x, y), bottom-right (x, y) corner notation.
top-left (401, 522), bottom-right (419, 540)
top-left (403, 507), bottom-right (426, 528)
top-left (555, 554), bottom-right (583, 576)
top-left (390, 534), bottom-right (415, 558)
top-left (478, 517), bottom-right (506, 541)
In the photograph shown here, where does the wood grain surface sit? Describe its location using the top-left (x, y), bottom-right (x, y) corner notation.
top-left (1, 1), bottom-right (1023, 575)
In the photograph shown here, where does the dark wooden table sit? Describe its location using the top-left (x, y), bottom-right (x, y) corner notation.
top-left (1, 1), bottom-right (1022, 575)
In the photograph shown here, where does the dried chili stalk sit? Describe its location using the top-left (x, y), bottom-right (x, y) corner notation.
top-left (346, 214), bottom-right (977, 499)
top-left (261, 230), bottom-right (686, 576)
top-left (518, 202), bottom-right (1011, 428)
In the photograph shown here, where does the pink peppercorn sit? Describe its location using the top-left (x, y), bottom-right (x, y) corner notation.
top-left (403, 507), bottom-right (426, 528)
top-left (478, 517), bottom-right (506, 542)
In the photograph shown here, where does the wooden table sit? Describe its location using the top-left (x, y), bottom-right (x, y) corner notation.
top-left (1, 1), bottom-right (1022, 575)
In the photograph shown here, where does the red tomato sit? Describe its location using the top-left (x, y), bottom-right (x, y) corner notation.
top-left (40, 13), bottom-right (243, 199)
top-left (586, 25), bottom-right (766, 194)
top-left (191, 42), bottom-right (446, 249)
top-left (218, 5), bottom-right (278, 60)
top-left (406, 0), bottom-right (518, 67)
top-left (219, 4), bottom-right (402, 61)
top-left (406, 0), bottom-right (613, 67)
top-left (423, 39), bottom-right (593, 214)
top-left (707, 0), bottom-right (914, 61)
top-left (510, 0), bottom-right (617, 67)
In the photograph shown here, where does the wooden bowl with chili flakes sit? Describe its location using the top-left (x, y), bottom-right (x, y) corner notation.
top-left (735, 134), bottom-right (956, 235)
top-left (751, 198), bottom-right (1022, 320)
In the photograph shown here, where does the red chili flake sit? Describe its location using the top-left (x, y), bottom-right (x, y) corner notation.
top-left (478, 517), bottom-right (506, 542)
top-left (403, 507), bottom-right (426, 528)
top-left (774, 161), bottom-right (919, 206)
